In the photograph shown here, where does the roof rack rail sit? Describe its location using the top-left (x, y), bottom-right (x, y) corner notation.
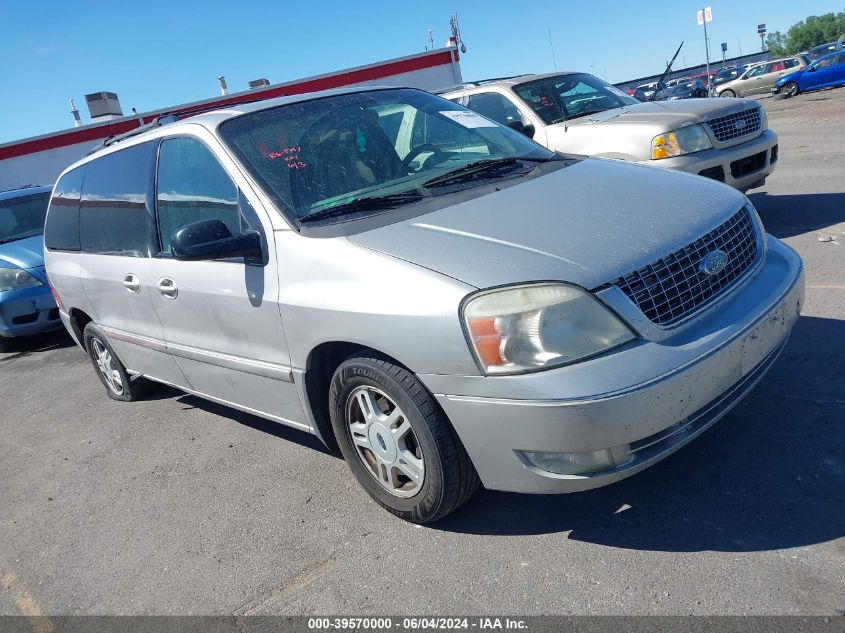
top-left (432, 75), bottom-right (528, 94)
top-left (87, 95), bottom-right (276, 155)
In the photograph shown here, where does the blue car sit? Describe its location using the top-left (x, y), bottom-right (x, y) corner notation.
top-left (773, 50), bottom-right (845, 98)
top-left (0, 185), bottom-right (62, 351)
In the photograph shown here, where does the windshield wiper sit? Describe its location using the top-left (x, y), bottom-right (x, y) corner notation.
top-left (422, 157), bottom-right (532, 188)
top-left (299, 192), bottom-right (425, 223)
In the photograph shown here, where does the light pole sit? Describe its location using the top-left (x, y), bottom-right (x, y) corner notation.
top-left (696, 7), bottom-right (713, 93)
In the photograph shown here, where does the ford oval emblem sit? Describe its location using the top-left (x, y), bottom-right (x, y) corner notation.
top-left (735, 119), bottom-right (747, 130)
top-left (701, 250), bottom-right (730, 275)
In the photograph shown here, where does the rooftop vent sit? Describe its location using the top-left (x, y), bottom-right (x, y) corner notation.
top-left (248, 78), bottom-right (270, 90)
top-left (85, 92), bottom-right (123, 121)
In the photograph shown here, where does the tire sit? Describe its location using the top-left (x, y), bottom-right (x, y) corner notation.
top-left (82, 323), bottom-right (154, 401)
top-left (784, 82), bottom-right (800, 98)
top-left (0, 337), bottom-right (12, 353)
top-left (719, 89), bottom-right (736, 98)
top-left (329, 351), bottom-right (479, 523)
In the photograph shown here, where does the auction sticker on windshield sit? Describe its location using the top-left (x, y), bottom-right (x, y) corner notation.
top-left (439, 110), bottom-right (499, 128)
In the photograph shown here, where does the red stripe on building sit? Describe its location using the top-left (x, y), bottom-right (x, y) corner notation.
top-left (0, 50), bottom-right (454, 161)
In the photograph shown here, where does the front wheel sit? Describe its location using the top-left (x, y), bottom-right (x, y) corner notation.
top-left (719, 89), bottom-right (736, 98)
top-left (329, 351), bottom-right (479, 523)
top-left (783, 82), bottom-right (800, 98)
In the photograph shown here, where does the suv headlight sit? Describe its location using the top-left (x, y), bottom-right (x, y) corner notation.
top-left (651, 124), bottom-right (713, 159)
top-left (0, 266), bottom-right (42, 293)
top-left (461, 283), bottom-right (635, 375)
top-left (759, 106), bottom-right (768, 130)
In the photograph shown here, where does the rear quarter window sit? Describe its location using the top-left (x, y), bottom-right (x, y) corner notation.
top-left (79, 141), bottom-right (158, 257)
top-left (45, 168), bottom-right (85, 252)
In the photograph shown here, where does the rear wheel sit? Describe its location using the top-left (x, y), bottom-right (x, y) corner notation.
top-left (329, 351), bottom-right (479, 523)
top-left (784, 82), bottom-right (800, 98)
top-left (719, 89), bottom-right (736, 98)
top-left (83, 323), bottom-right (153, 401)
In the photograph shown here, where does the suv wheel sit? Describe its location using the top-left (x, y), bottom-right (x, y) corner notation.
top-left (719, 89), bottom-right (736, 98)
top-left (329, 351), bottom-right (479, 523)
top-left (83, 323), bottom-right (153, 401)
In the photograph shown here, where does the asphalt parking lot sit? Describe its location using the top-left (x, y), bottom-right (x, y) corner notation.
top-left (1, 90), bottom-right (843, 617)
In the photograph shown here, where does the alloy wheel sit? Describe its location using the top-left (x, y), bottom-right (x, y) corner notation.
top-left (345, 386), bottom-right (424, 498)
top-left (91, 338), bottom-right (124, 396)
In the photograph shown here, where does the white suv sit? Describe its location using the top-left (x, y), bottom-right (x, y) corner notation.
top-left (441, 72), bottom-right (779, 191)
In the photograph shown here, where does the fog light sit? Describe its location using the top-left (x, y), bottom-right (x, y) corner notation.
top-left (521, 445), bottom-right (631, 475)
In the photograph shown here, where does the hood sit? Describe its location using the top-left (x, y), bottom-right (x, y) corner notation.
top-left (568, 98), bottom-right (759, 128)
top-left (0, 235), bottom-right (45, 271)
top-left (348, 158), bottom-right (747, 290)
top-left (776, 69), bottom-right (804, 85)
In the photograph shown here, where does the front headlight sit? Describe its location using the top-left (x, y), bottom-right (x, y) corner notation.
top-left (651, 124), bottom-right (713, 159)
top-left (0, 266), bottom-right (42, 293)
top-left (759, 106), bottom-right (768, 129)
top-left (462, 283), bottom-right (635, 375)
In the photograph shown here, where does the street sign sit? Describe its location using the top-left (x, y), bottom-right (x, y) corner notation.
top-left (721, 42), bottom-right (727, 52)
top-left (695, 8), bottom-right (713, 92)
top-left (758, 23), bottom-right (766, 34)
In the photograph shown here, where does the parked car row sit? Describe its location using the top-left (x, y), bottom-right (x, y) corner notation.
top-left (715, 55), bottom-right (809, 98)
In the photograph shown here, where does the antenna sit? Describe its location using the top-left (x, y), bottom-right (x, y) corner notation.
top-left (450, 14), bottom-right (467, 54)
top-left (548, 29), bottom-right (557, 70)
top-left (69, 98), bottom-right (82, 128)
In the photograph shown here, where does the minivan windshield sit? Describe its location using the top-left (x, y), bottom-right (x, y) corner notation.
top-left (0, 192), bottom-right (50, 245)
top-left (513, 73), bottom-right (640, 125)
top-left (219, 88), bottom-right (554, 225)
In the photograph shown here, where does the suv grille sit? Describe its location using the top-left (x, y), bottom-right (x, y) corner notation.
top-left (705, 107), bottom-right (762, 143)
top-left (614, 207), bottom-right (759, 325)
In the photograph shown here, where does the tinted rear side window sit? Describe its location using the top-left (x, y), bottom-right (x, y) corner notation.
top-left (45, 168), bottom-right (85, 252)
top-left (79, 142), bottom-right (158, 257)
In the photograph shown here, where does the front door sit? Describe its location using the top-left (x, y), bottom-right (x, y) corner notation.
top-left (147, 134), bottom-right (305, 426)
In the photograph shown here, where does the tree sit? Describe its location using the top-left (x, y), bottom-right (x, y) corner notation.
top-left (765, 31), bottom-right (788, 57)
top-left (773, 11), bottom-right (845, 54)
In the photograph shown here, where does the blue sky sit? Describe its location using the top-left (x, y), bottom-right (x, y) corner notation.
top-left (0, 0), bottom-right (839, 144)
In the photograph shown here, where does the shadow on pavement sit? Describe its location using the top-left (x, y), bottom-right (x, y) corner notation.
top-left (433, 315), bottom-right (845, 551)
top-left (175, 392), bottom-right (335, 456)
top-left (750, 191), bottom-right (845, 239)
top-left (0, 329), bottom-right (74, 360)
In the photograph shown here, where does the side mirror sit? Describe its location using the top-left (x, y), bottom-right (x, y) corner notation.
top-left (507, 120), bottom-right (536, 138)
top-left (171, 219), bottom-right (263, 262)
top-left (807, 66), bottom-right (817, 72)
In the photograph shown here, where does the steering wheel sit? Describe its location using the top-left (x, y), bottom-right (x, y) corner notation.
top-left (401, 144), bottom-right (447, 172)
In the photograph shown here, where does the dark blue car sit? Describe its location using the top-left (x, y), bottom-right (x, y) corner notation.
top-left (0, 185), bottom-right (62, 351)
top-left (773, 51), bottom-right (845, 97)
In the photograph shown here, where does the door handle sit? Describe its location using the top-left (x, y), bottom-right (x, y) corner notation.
top-left (157, 277), bottom-right (178, 299)
top-left (122, 274), bottom-right (140, 293)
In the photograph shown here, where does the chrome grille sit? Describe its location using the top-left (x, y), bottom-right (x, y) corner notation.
top-left (705, 107), bottom-right (762, 143)
top-left (614, 207), bottom-right (759, 325)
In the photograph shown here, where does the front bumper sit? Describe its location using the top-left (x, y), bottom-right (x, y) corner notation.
top-left (645, 129), bottom-right (779, 191)
top-left (0, 283), bottom-right (62, 339)
top-left (418, 236), bottom-right (803, 494)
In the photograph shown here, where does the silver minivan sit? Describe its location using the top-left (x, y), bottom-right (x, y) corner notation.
top-left (45, 86), bottom-right (804, 523)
